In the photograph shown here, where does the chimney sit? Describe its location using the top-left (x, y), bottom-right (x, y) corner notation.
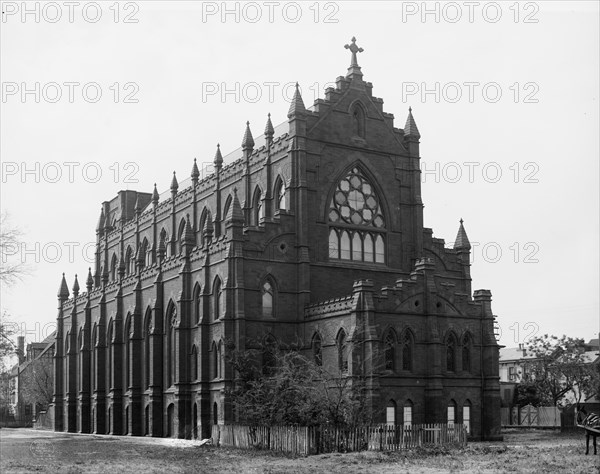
top-left (17, 336), bottom-right (25, 364)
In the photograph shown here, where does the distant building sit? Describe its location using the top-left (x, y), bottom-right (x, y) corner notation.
top-left (6, 333), bottom-right (55, 425)
top-left (499, 339), bottom-right (599, 408)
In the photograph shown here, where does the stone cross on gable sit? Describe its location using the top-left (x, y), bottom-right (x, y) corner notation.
top-left (344, 36), bottom-right (363, 68)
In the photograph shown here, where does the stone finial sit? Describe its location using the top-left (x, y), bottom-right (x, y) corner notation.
top-left (152, 183), bottom-right (159, 206)
top-left (183, 214), bottom-right (195, 245)
top-left (86, 267), bottom-right (94, 292)
top-left (287, 83), bottom-right (306, 118)
top-left (214, 144), bottom-right (223, 170)
top-left (96, 208), bottom-right (105, 233)
top-left (134, 195), bottom-right (141, 215)
top-left (191, 158), bottom-right (200, 182)
top-left (265, 113), bottom-right (275, 138)
top-left (58, 273), bottom-right (70, 299)
top-left (454, 219), bottom-right (471, 251)
top-left (72, 274), bottom-right (80, 296)
top-left (170, 171), bottom-right (179, 194)
top-left (404, 107), bottom-right (420, 139)
top-left (227, 187), bottom-right (245, 224)
top-left (242, 122), bottom-right (255, 150)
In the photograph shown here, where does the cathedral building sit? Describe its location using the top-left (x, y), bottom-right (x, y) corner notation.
top-left (51, 38), bottom-right (502, 440)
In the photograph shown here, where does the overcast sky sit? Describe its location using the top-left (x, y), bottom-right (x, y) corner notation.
top-left (1, 1), bottom-right (598, 350)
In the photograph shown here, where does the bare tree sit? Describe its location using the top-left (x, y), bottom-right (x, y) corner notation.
top-left (0, 211), bottom-right (28, 287)
top-left (20, 357), bottom-right (54, 411)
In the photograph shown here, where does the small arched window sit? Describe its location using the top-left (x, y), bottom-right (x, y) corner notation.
top-left (275, 179), bottom-right (287, 211)
top-left (384, 331), bottom-right (395, 371)
top-left (211, 342), bottom-right (218, 379)
top-left (448, 399), bottom-right (457, 424)
top-left (462, 334), bottom-right (471, 372)
top-left (313, 333), bottom-right (323, 367)
top-left (351, 103), bottom-right (366, 138)
top-left (403, 400), bottom-right (413, 428)
top-left (125, 247), bottom-right (134, 275)
top-left (447, 334), bottom-right (457, 372)
top-left (177, 218), bottom-right (186, 253)
top-left (262, 281), bottom-right (274, 318)
top-left (463, 400), bottom-right (472, 434)
top-left (140, 238), bottom-right (149, 269)
top-left (144, 310), bottom-right (151, 389)
top-left (337, 330), bottom-right (348, 373)
top-left (193, 284), bottom-right (202, 324)
top-left (223, 195), bottom-right (232, 222)
top-left (402, 331), bottom-right (413, 371)
top-left (110, 254), bottom-right (118, 281)
top-left (213, 278), bottom-right (223, 320)
top-left (386, 400), bottom-right (397, 425)
top-left (253, 187), bottom-right (264, 225)
top-left (191, 345), bottom-right (198, 381)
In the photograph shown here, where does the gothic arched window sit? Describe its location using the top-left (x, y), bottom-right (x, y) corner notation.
top-left (140, 238), bottom-right (150, 269)
top-left (166, 304), bottom-right (177, 387)
top-left (191, 345), bottom-right (198, 381)
top-left (446, 334), bottom-right (457, 372)
top-left (337, 330), bottom-right (348, 373)
top-left (262, 281), bottom-right (274, 318)
top-left (125, 247), bottom-right (133, 275)
top-left (402, 330), bottom-right (413, 371)
top-left (312, 333), bottom-right (323, 367)
top-left (448, 399), bottom-right (457, 424)
top-left (351, 103), bottom-right (366, 138)
top-left (275, 178), bottom-right (287, 212)
top-left (110, 254), bottom-right (118, 281)
top-left (462, 334), bottom-right (472, 373)
top-left (328, 167), bottom-right (386, 263)
top-left (213, 278), bottom-right (223, 320)
top-left (223, 195), bottom-right (232, 222)
top-left (384, 330), bottom-right (395, 371)
top-left (253, 187), bottom-right (264, 226)
top-left (193, 284), bottom-right (202, 324)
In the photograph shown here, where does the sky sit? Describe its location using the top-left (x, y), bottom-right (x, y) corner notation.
top-left (1, 1), bottom-right (598, 351)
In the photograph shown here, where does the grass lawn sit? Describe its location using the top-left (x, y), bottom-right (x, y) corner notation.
top-left (1, 428), bottom-right (599, 473)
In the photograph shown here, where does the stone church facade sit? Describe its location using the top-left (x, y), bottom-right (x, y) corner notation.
top-left (51, 39), bottom-right (502, 440)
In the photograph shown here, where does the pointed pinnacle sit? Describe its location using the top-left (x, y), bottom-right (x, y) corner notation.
top-left (227, 187), bottom-right (245, 223)
top-left (152, 183), bottom-right (159, 204)
top-left (264, 113), bottom-right (275, 137)
top-left (404, 107), bottom-right (420, 138)
top-left (96, 208), bottom-right (105, 233)
top-left (183, 214), bottom-right (195, 243)
top-left (287, 83), bottom-right (306, 118)
top-left (191, 158), bottom-right (200, 180)
top-left (58, 273), bottom-right (70, 299)
top-left (242, 122), bottom-right (255, 150)
top-left (86, 267), bottom-right (94, 289)
top-left (72, 274), bottom-right (80, 295)
top-left (214, 143), bottom-right (223, 168)
top-left (454, 219), bottom-right (471, 251)
top-left (170, 171), bottom-right (179, 193)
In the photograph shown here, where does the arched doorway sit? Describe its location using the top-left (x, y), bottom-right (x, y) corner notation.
top-left (213, 402), bottom-right (218, 425)
top-left (193, 403), bottom-right (198, 439)
top-left (167, 404), bottom-right (175, 438)
top-left (145, 405), bottom-right (149, 436)
top-left (124, 406), bottom-right (129, 435)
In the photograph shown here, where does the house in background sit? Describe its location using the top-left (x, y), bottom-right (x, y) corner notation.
top-left (4, 333), bottom-right (55, 426)
top-left (499, 338), bottom-right (599, 426)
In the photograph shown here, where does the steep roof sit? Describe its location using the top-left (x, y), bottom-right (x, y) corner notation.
top-left (499, 347), bottom-right (537, 362)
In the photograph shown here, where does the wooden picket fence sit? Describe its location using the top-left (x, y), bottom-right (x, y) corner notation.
top-left (211, 423), bottom-right (467, 455)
